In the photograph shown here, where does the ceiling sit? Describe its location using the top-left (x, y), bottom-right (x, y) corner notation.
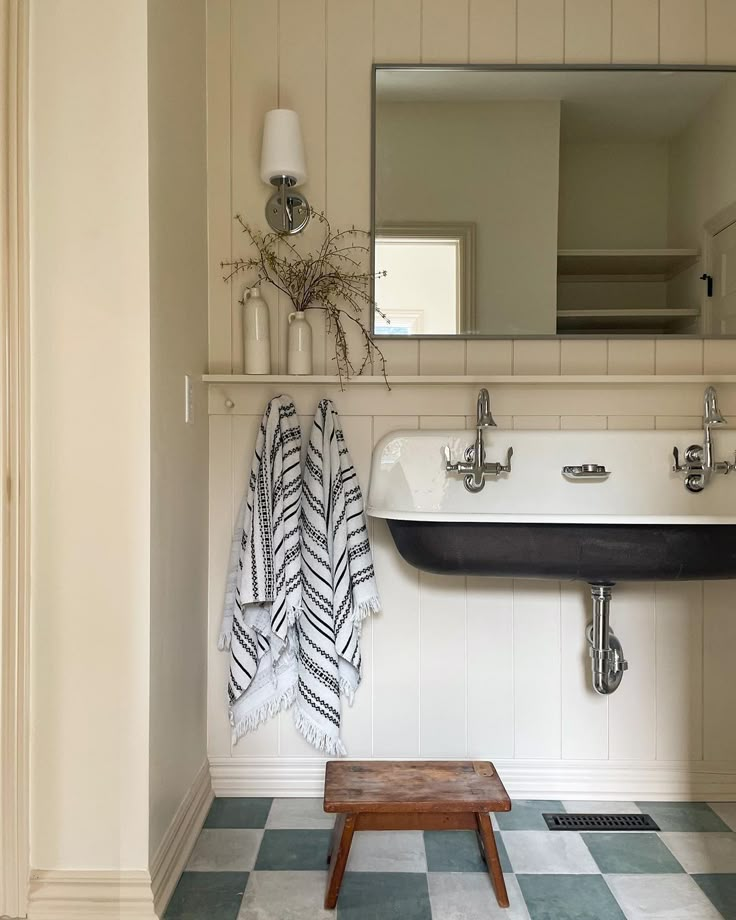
top-left (376, 68), bottom-right (732, 141)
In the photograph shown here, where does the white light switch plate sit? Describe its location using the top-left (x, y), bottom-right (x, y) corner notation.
top-left (185, 374), bottom-right (194, 424)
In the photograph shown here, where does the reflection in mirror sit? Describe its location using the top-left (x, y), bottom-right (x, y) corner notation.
top-left (375, 223), bottom-right (474, 334)
top-left (372, 67), bottom-right (736, 339)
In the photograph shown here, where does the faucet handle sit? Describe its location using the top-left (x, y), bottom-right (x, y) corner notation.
top-left (500, 446), bottom-right (513, 473)
top-left (672, 446), bottom-right (682, 472)
top-left (444, 444), bottom-right (460, 472)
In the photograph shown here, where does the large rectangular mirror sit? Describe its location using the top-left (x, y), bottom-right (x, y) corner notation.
top-left (371, 66), bottom-right (736, 338)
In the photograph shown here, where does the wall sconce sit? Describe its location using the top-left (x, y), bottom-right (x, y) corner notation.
top-left (260, 108), bottom-right (310, 235)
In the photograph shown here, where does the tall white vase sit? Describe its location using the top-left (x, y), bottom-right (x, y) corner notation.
top-left (242, 285), bottom-right (271, 374)
top-left (287, 311), bottom-right (313, 375)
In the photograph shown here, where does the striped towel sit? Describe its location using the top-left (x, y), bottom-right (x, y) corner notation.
top-left (295, 399), bottom-right (381, 755)
top-left (219, 395), bottom-right (302, 743)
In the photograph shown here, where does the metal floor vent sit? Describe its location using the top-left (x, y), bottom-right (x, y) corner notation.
top-left (543, 813), bottom-right (660, 832)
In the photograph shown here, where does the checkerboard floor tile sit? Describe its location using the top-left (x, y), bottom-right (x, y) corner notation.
top-left (163, 798), bottom-right (736, 919)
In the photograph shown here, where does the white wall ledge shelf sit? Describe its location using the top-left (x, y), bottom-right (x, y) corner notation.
top-left (204, 374), bottom-right (736, 386)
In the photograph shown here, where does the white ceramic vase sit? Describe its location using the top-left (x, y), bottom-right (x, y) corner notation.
top-left (242, 285), bottom-right (271, 374)
top-left (287, 311), bottom-right (313, 375)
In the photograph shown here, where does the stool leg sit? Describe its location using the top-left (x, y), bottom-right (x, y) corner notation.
top-left (476, 812), bottom-right (510, 909)
top-left (324, 813), bottom-right (356, 909)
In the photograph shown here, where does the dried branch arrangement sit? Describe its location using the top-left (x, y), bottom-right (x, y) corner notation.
top-left (222, 210), bottom-right (389, 387)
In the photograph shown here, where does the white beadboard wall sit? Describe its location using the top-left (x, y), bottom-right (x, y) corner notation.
top-left (206, 0), bottom-right (736, 798)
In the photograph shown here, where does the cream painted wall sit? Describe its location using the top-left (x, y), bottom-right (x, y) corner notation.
top-left (29, 0), bottom-right (209, 886)
top-left (667, 76), bottom-right (736, 329)
top-left (147, 0), bottom-right (209, 861)
top-left (30, 0), bottom-right (152, 870)
top-left (559, 141), bottom-right (669, 248)
top-left (376, 101), bottom-right (561, 334)
top-left (207, 0), bottom-right (736, 799)
top-left (668, 76), bottom-right (736, 250)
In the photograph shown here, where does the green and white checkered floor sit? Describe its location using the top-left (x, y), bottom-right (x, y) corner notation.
top-left (164, 798), bottom-right (736, 919)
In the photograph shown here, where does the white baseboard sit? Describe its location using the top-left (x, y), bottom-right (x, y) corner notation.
top-left (27, 870), bottom-right (156, 920)
top-left (27, 762), bottom-right (213, 920)
top-left (209, 755), bottom-right (736, 801)
top-left (150, 760), bottom-right (214, 918)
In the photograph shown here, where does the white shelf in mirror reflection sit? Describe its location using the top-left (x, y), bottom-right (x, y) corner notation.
top-left (557, 308), bottom-right (700, 333)
top-left (557, 249), bottom-right (700, 278)
top-left (203, 374), bottom-right (736, 386)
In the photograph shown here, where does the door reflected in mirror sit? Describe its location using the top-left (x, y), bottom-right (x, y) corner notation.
top-left (371, 66), bottom-right (736, 339)
top-left (375, 223), bottom-right (475, 334)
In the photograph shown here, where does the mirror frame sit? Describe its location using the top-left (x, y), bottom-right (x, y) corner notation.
top-left (370, 63), bottom-right (736, 340)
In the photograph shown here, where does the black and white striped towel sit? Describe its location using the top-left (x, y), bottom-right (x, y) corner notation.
top-left (219, 395), bottom-right (302, 743)
top-left (295, 399), bottom-right (381, 755)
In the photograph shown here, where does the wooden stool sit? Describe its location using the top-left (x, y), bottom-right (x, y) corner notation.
top-left (323, 760), bottom-right (511, 910)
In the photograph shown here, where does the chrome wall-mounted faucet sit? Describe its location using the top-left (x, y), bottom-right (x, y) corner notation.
top-left (673, 386), bottom-right (736, 492)
top-left (445, 388), bottom-right (513, 493)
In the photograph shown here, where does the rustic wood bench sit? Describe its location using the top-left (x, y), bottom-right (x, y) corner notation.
top-left (323, 760), bottom-right (511, 910)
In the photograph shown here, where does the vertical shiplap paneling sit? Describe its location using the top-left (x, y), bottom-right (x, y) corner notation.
top-left (466, 578), bottom-right (515, 757)
top-left (517, 0), bottom-right (564, 62)
top-left (372, 519), bottom-right (422, 756)
top-left (660, 0), bottom-right (707, 63)
top-left (655, 583), bottom-right (703, 761)
top-left (207, 0), bottom-right (233, 372)
top-left (326, 0), bottom-right (374, 378)
top-left (421, 0), bottom-right (470, 62)
top-left (419, 340), bottom-right (467, 375)
top-left (278, 0), bottom-right (328, 373)
top-left (611, 0), bottom-right (659, 63)
top-left (469, 0), bottom-right (517, 63)
top-left (208, 416), bottom-right (235, 756)
top-left (371, 415), bottom-right (420, 756)
top-left (707, 0), bottom-right (736, 63)
top-left (608, 584), bottom-right (656, 761)
top-left (207, 0), bottom-right (735, 783)
top-left (513, 580), bottom-right (562, 758)
top-left (419, 573), bottom-right (468, 756)
top-left (231, 415), bottom-right (282, 755)
top-left (560, 584), bottom-right (608, 760)
top-left (704, 581), bottom-right (736, 760)
top-left (564, 0), bottom-right (612, 63)
top-left (230, 0), bottom-right (279, 373)
top-left (466, 340), bottom-right (514, 375)
top-left (374, 0), bottom-right (422, 62)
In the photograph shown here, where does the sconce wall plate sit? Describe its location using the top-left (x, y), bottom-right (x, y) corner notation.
top-left (266, 177), bottom-right (310, 235)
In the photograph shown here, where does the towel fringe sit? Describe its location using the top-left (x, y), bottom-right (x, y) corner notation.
top-left (230, 684), bottom-right (296, 745)
top-left (293, 706), bottom-right (347, 757)
top-left (353, 595), bottom-right (381, 624)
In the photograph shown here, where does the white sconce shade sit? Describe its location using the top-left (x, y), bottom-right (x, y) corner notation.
top-left (260, 109), bottom-right (307, 187)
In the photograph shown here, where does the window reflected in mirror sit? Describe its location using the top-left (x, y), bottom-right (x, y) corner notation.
top-left (372, 66), bottom-right (736, 339)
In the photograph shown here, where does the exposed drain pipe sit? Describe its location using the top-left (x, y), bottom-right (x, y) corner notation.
top-left (586, 584), bottom-right (628, 695)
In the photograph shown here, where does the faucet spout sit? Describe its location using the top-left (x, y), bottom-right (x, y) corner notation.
top-left (476, 388), bottom-right (497, 428)
top-left (704, 385), bottom-right (727, 428)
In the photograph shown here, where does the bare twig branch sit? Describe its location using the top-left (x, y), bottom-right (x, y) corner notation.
top-left (222, 208), bottom-right (390, 388)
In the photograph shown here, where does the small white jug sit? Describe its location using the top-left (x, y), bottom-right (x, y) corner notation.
top-left (287, 311), bottom-right (313, 375)
top-left (242, 285), bottom-right (271, 374)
